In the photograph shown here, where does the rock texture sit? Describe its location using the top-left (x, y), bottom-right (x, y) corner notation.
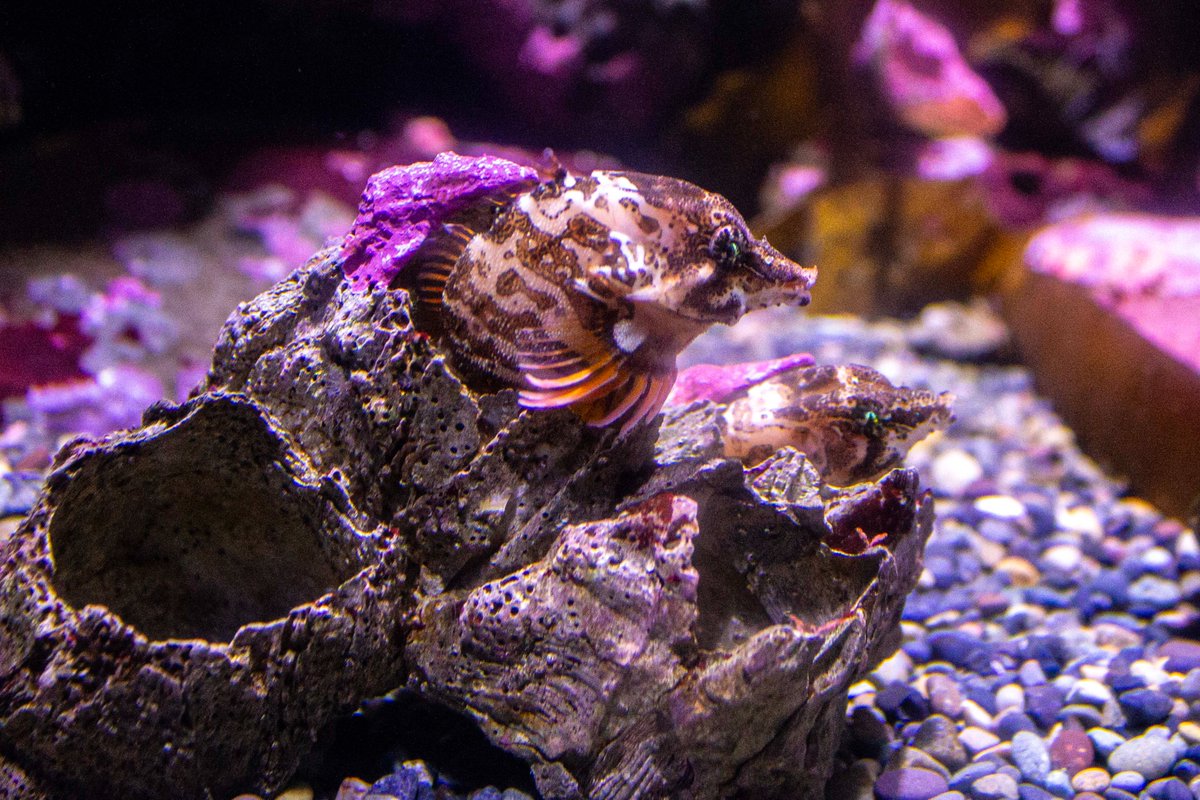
top-left (0, 164), bottom-right (934, 799)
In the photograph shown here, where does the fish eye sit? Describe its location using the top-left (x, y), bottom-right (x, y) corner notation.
top-left (711, 226), bottom-right (748, 272)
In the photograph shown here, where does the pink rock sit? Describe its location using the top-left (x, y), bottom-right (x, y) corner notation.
top-left (666, 353), bottom-right (816, 407)
top-left (854, 0), bottom-right (1007, 138)
top-left (1003, 212), bottom-right (1200, 518)
top-left (339, 153), bottom-right (538, 290)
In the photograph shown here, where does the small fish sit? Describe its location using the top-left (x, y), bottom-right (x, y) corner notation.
top-left (720, 363), bottom-right (953, 485)
top-left (407, 167), bottom-right (817, 434)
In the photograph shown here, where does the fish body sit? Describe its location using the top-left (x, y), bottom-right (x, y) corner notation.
top-left (411, 169), bottom-right (817, 433)
top-left (721, 363), bottom-right (953, 485)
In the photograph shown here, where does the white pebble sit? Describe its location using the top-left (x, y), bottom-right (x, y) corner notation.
top-left (995, 683), bottom-right (1025, 711)
top-left (932, 449), bottom-right (984, 496)
top-left (974, 494), bottom-right (1027, 520)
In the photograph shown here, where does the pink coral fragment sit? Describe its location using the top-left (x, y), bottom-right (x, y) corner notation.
top-left (855, 0), bottom-right (1007, 138)
top-left (666, 353), bottom-right (816, 407)
top-left (340, 152), bottom-right (539, 290)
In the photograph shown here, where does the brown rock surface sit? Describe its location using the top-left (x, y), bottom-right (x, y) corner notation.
top-left (0, 243), bottom-right (933, 799)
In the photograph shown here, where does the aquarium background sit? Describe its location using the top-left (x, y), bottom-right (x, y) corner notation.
top-left (3, 1), bottom-right (1200, 798)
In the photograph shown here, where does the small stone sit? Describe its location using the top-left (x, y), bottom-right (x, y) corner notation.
top-left (995, 683), bottom-right (1025, 712)
top-left (1086, 727), bottom-right (1125, 759)
top-left (1101, 790), bottom-right (1137, 800)
top-left (879, 682), bottom-right (932, 722)
top-left (335, 778), bottom-right (371, 800)
top-left (997, 557), bottom-right (1041, 588)
top-left (1067, 679), bottom-right (1115, 706)
top-left (1040, 544), bottom-right (1082, 572)
top-left (1018, 660), bottom-right (1048, 687)
top-left (1050, 726), bottom-right (1095, 773)
top-left (960, 727), bottom-right (1001, 755)
top-left (1012, 731), bottom-right (1051, 784)
top-left (1118, 689), bottom-right (1173, 727)
top-left (961, 699), bottom-right (994, 729)
top-left (970, 773), bottom-right (1019, 800)
top-left (469, 790), bottom-right (502, 800)
top-left (1108, 770), bottom-right (1146, 792)
top-left (950, 763), bottom-right (999, 793)
top-left (996, 711), bottom-right (1038, 740)
top-left (1059, 703), bottom-right (1103, 728)
top-left (1128, 576), bottom-right (1183, 614)
top-left (499, 792), bottom-right (534, 800)
top-left (1057, 506), bottom-right (1103, 540)
top-left (932, 449), bottom-right (983, 496)
top-left (1026, 684), bottom-right (1066, 729)
top-left (1042, 769), bottom-right (1073, 797)
top-left (975, 495), bottom-right (1027, 520)
top-left (876, 768), bottom-right (951, 800)
top-left (1179, 722), bottom-right (1200, 745)
top-left (1015, 784), bottom-right (1053, 800)
top-left (931, 793), bottom-right (966, 800)
top-left (890, 746), bottom-right (952, 779)
top-left (1144, 777), bottom-right (1192, 800)
top-left (914, 715), bottom-right (969, 771)
top-left (927, 673), bottom-right (965, 718)
top-left (1161, 640), bottom-right (1200, 673)
top-left (875, 650), bottom-right (915, 685)
top-left (276, 787), bottom-right (314, 800)
top-left (928, 631), bottom-right (990, 670)
top-left (1071, 767), bottom-right (1110, 792)
top-left (369, 770), bottom-right (419, 800)
top-left (1106, 734), bottom-right (1176, 780)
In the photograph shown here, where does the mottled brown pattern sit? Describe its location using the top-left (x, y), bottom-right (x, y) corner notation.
top-left (421, 167), bottom-right (816, 434)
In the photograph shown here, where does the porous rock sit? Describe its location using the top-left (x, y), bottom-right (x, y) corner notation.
top-left (0, 158), bottom-right (934, 799)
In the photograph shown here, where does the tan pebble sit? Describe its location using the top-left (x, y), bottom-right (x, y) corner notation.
top-left (334, 777), bottom-right (371, 800)
top-left (231, 796), bottom-right (264, 800)
top-left (274, 785), bottom-right (313, 800)
top-left (1072, 767), bottom-right (1110, 792)
top-left (1092, 622), bottom-right (1143, 649)
top-left (1179, 721), bottom-right (1200, 744)
top-left (996, 556), bottom-right (1039, 587)
top-left (973, 536), bottom-right (1006, 568)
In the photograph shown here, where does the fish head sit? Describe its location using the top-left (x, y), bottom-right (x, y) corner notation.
top-left (571, 171), bottom-right (818, 327)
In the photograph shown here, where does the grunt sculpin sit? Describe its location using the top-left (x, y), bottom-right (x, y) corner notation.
top-left (406, 166), bottom-right (817, 434)
top-left (719, 363), bottom-right (953, 485)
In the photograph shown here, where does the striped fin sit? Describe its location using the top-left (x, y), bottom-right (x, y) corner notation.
top-left (413, 223), bottom-right (475, 309)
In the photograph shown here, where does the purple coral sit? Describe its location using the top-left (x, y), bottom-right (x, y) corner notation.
top-left (340, 153), bottom-right (539, 290)
top-left (667, 353), bottom-right (816, 407)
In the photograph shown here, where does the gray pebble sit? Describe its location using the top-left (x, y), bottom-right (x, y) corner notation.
top-left (1011, 731), bottom-right (1050, 785)
top-left (1106, 733), bottom-right (1176, 780)
top-left (970, 773), bottom-right (1019, 800)
top-left (1087, 728), bottom-right (1127, 759)
top-left (1042, 769), bottom-right (1073, 798)
top-left (913, 715), bottom-right (969, 772)
top-left (1108, 770), bottom-right (1145, 792)
top-left (1070, 767), bottom-right (1110, 792)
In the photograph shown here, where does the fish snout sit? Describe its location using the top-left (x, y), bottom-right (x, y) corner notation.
top-left (748, 240), bottom-right (818, 304)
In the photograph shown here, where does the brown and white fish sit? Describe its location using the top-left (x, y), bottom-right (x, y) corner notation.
top-left (720, 363), bottom-right (953, 485)
top-left (408, 168), bottom-right (817, 433)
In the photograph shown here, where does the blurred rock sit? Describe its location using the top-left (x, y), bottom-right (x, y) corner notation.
top-left (1001, 212), bottom-right (1200, 519)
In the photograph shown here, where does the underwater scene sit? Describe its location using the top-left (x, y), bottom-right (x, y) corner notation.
top-left (2, 0), bottom-right (1200, 798)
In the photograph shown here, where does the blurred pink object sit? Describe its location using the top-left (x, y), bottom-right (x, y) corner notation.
top-left (667, 353), bottom-right (816, 407)
top-left (1024, 213), bottom-right (1200, 370)
top-left (855, 0), bottom-right (1007, 138)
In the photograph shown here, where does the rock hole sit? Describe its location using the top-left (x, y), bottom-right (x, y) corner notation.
top-left (301, 691), bottom-right (539, 796)
top-left (48, 400), bottom-right (363, 642)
